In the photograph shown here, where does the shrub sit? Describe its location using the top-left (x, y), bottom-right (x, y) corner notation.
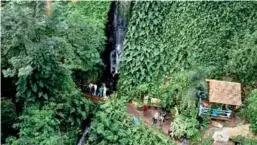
top-left (232, 136), bottom-right (257, 145)
top-left (47, 91), bottom-right (93, 130)
top-left (6, 105), bottom-right (75, 145)
top-left (1, 99), bottom-right (17, 143)
top-left (243, 89), bottom-right (257, 133)
top-left (171, 114), bottom-right (200, 139)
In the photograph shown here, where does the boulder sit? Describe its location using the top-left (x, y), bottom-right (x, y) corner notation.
top-left (213, 129), bottom-right (230, 142)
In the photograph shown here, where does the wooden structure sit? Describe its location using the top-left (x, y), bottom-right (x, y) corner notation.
top-left (207, 79), bottom-right (242, 106)
top-left (199, 79), bottom-right (242, 121)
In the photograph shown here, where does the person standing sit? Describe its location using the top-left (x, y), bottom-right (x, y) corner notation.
top-left (181, 136), bottom-right (189, 145)
top-left (98, 84), bottom-right (104, 97)
top-left (143, 104), bottom-right (148, 116)
top-left (132, 116), bottom-right (139, 125)
top-left (152, 112), bottom-right (159, 125)
top-left (88, 83), bottom-right (93, 95)
top-left (159, 114), bottom-right (164, 127)
top-left (102, 83), bottom-right (107, 97)
top-left (93, 84), bottom-right (97, 96)
top-left (168, 129), bottom-right (172, 138)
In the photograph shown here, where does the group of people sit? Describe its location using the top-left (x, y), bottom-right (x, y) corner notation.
top-left (88, 83), bottom-right (107, 97)
top-left (142, 104), bottom-right (167, 127)
top-left (152, 110), bottom-right (166, 127)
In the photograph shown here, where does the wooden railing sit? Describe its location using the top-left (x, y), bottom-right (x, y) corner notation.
top-left (199, 107), bottom-right (232, 118)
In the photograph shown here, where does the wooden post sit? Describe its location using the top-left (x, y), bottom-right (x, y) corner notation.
top-left (232, 105), bottom-right (236, 118)
top-left (46, 0), bottom-right (51, 16)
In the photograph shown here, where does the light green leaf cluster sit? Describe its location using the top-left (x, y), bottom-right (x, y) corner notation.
top-left (242, 89), bottom-right (257, 133)
top-left (171, 114), bottom-right (200, 139)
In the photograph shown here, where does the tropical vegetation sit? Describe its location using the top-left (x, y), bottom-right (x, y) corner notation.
top-left (1, 1), bottom-right (257, 145)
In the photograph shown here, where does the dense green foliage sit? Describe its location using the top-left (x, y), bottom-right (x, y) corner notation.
top-left (1, 1), bottom-right (257, 144)
top-left (1, 99), bottom-right (17, 142)
top-left (232, 136), bottom-right (257, 145)
top-left (242, 89), bottom-right (257, 133)
top-left (171, 114), bottom-right (199, 139)
top-left (119, 1), bottom-right (257, 143)
top-left (119, 68), bottom-right (211, 142)
top-left (6, 105), bottom-right (76, 145)
top-left (87, 97), bottom-right (173, 145)
top-left (1, 1), bottom-right (109, 144)
top-left (65, 1), bottom-right (109, 80)
top-left (119, 1), bottom-right (257, 91)
top-left (120, 68), bottom-right (209, 112)
top-left (1, 1), bottom-right (109, 104)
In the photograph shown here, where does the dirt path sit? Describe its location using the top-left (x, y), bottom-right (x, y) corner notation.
top-left (126, 103), bottom-right (171, 135)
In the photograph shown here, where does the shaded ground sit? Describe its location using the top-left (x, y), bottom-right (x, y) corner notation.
top-left (84, 93), bottom-right (104, 103)
top-left (126, 103), bottom-right (171, 135)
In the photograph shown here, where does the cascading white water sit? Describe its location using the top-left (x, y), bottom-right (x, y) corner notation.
top-left (109, 2), bottom-right (128, 77)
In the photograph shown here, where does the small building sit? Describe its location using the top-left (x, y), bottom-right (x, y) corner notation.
top-left (199, 79), bottom-right (242, 121)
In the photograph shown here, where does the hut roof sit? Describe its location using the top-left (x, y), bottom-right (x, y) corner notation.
top-left (206, 79), bottom-right (242, 106)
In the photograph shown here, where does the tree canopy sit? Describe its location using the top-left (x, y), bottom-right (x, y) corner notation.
top-left (1, 1), bottom-right (109, 144)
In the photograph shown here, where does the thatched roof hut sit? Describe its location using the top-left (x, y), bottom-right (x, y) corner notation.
top-left (206, 79), bottom-right (242, 106)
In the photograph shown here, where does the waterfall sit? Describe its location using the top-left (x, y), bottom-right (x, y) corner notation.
top-left (102, 1), bottom-right (131, 91)
top-left (110, 2), bottom-right (129, 76)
